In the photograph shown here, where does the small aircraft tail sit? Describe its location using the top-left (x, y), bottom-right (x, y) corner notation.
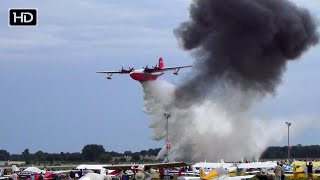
top-left (199, 168), bottom-right (220, 180)
top-left (292, 164), bottom-right (297, 179)
top-left (158, 57), bottom-right (164, 69)
top-left (12, 165), bottom-right (20, 172)
top-left (199, 168), bottom-right (206, 179)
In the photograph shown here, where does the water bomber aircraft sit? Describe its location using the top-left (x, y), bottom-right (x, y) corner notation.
top-left (96, 57), bottom-right (191, 82)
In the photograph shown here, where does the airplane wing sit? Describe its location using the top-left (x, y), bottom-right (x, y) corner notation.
top-left (177, 177), bottom-right (200, 180)
top-left (145, 66), bottom-right (191, 74)
top-left (144, 162), bottom-right (188, 169)
top-left (193, 162), bottom-right (234, 169)
top-left (238, 162), bottom-right (276, 169)
top-left (102, 164), bottom-right (133, 170)
top-left (159, 65), bottom-right (192, 71)
top-left (229, 175), bottom-right (255, 180)
top-left (103, 162), bottom-right (188, 170)
top-left (53, 169), bottom-right (79, 174)
top-left (96, 71), bottom-right (130, 74)
top-left (177, 175), bottom-right (254, 180)
top-left (96, 70), bottom-right (131, 79)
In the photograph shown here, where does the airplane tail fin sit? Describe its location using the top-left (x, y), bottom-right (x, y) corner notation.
top-left (158, 57), bottom-right (164, 69)
top-left (293, 164), bottom-right (297, 179)
top-left (199, 168), bottom-right (206, 179)
top-left (12, 165), bottom-right (20, 172)
top-left (199, 168), bottom-right (219, 180)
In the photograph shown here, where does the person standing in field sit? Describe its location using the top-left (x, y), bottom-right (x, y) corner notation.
top-left (280, 163), bottom-right (285, 180)
top-left (306, 160), bottom-right (314, 180)
top-left (10, 171), bottom-right (18, 180)
top-left (274, 162), bottom-right (282, 180)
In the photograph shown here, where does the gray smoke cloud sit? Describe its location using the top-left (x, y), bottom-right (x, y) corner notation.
top-left (174, 0), bottom-right (319, 104)
top-left (142, 0), bottom-right (319, 162)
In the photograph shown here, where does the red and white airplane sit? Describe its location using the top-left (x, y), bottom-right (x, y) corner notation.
top-left (96, 57), bottom-right (191, 82)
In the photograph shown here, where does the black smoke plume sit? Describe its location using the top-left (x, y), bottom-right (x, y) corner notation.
top-left (174, 0), bottom-right (319, 104)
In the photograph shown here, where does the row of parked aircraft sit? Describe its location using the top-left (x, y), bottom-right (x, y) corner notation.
top-left (1, 161), bottom-right (320, 180)
top-left (0, 162), bottom-right (187, 180)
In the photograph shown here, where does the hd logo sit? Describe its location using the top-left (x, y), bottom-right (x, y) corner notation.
top-left (9, 9), bottom-right (37, 26)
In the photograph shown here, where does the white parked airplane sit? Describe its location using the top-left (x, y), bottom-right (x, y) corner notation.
top-left (193, 161), bottom-right (276, 172)
top-left (193, 162), bottom-right (235, 172)
top-left (0, 168), bottom-right (9, 180)
top-left (179, 167), bottom-right (254, 180)
top-left (76, 164), bottom-right (120, 177)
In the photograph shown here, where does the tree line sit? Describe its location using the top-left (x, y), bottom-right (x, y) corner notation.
top-left (261, 144), bottom-right (320, 159)
top-left (1, 144), bottom-right (320, 164)
top-left (0, 144), bottom-right (161, 165)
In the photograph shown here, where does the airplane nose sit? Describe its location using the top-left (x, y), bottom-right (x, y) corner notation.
top-left (130, 72), bottom-right (143, 81)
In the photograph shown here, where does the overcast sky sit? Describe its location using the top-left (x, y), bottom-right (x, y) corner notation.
top-left (0, 0), bottom-right (319, 155)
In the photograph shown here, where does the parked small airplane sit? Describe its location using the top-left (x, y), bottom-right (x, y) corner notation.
top-left (181, 167), bottom-right (254, 180)
top-left (0, 168), bottom-right (9, 180)
top-left (16, 165), bottom-right (78, 180)
top-left (286, 161), bottom-right (320, 179)
top-left (191, 161), bottom-right (280, 178)
top-left (78, 162), bottom-right (188, 180)
top-left (193, 162), bottom-right (235, 172)
top-left (76, 164), bottom-right (122, 177)
top-left (0, 165), bottom-right (20, 180)
top-left (96, 57), bottom-right (191, 82)
top-left (11, 165), bottom-right (20, 173)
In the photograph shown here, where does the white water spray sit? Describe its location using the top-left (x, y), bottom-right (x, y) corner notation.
top-left (141, 80), bottom-right (314, 162)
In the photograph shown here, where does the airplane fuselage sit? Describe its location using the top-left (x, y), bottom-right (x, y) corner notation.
top-left (129, 69), bottom-right (164, 82)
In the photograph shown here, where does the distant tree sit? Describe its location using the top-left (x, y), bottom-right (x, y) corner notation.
top-left (46, 153), bottom-right (55, 162)
top-left (147, 149), bottom-right (153, 156)
top-left (124, 151), bottom-right (132, 156)
top-left (22, 149), bottom-right (30, 156)
top-left (109, 151), bottom-right (121, 157)
top-left (82, 144), bottom-right (105, 161)
top-left (131, 153), bottom-right (140, 162)
top-left (68, 152), bottom-right (82, 162)
top-left (60, 152), bottom-right (65, 161)
top-left (99, 153), bottom-right (112, 163)
top-left (147, 148), bottom-right (161, 156)
top-left (260, 145), bottom-right (320, 159)
top-left (64, 152), bottom-right (72, 161)
top-left (119, 157), bottom-right (127, 162)
top-left (22, 149), bottom-right (31, 164)
top-left (9, 154), bottom-right (18, 161)
top-left (140, 150), bottom-right (147, 156)
top-left (35, 151), bottom-right (45, 164)
top-left (46, 153), bottom-right (62, 163)
top-left (0, 150), bottom-right (10, 161)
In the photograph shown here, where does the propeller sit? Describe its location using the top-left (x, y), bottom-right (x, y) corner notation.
top-left (152, 64), bottom-right (158, 69)
top-left (129, 67), bottom-right (134, 71)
